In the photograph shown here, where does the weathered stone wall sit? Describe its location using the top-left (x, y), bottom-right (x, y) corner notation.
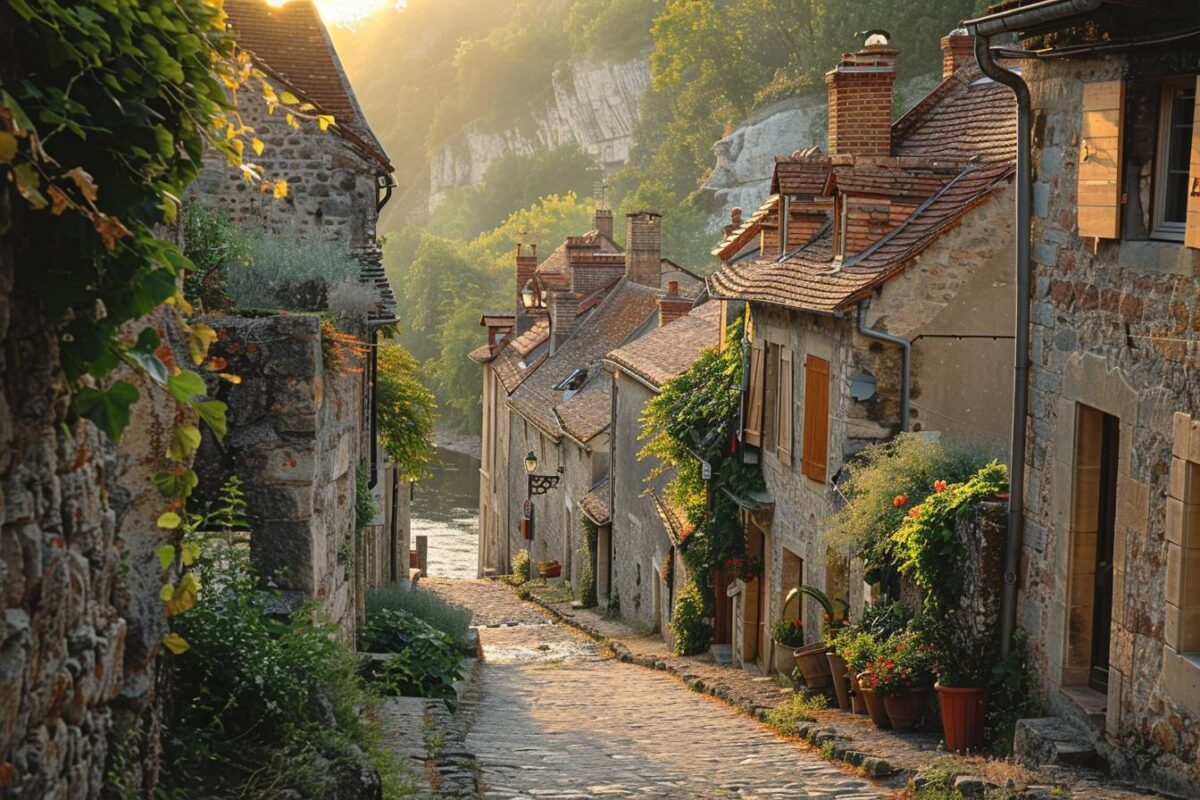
top-left (195, 314), bottom-right (362, 633)
top-left (610, 373), bottom-right (675, 630)
top-left (507, 417), bottom-right (563, 577)
top-left (1016, 50), bottom-right (1200, 794)
top-left (0, 247), bottom-right (180, 797)
top-left (188, 73), bottom-right (382, 249)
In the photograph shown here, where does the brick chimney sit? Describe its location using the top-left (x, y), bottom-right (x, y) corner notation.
top-left (657, 281), bottom-right (691, 327)
top-left (941, 28), bottom-right (975, 79)
top-left (547, 290), bottom-right (580, 353)
top-left (515, 243), bottom-right (538, 333)
top-left (594, 208), bottom-right (614, 241)
top-left (825, 34), bottom-right (897, 157)
top-left (724, 207), bottom-right (743, 236)
top-left (625, 211), bottom-right (662, 287)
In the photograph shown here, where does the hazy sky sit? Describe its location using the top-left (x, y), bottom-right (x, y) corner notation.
top-left (270, 0), bottom-right (402, 26)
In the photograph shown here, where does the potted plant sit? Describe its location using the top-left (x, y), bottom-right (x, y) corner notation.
top-left (825, 628), bottom-right (852, 712)
top-left (783, 585), bottom-right (847, 691)
top-left (536, 560), bottom-right (562, 579)
top-left (836, 629), bottom-right (878, 715)
top-left (855, 666), bottom-right (891, 728)
top-left (924, 616), bottom-right (993, 753)
top-left (770, 617), bottom-right (805, 676)
top-left (875, 632), bottom-right (933, 730)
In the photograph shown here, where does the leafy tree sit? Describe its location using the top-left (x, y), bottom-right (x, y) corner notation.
top-left (377, 343), bottom-right (438, 480)
top-left (566, 0), bottom-right (660, 59)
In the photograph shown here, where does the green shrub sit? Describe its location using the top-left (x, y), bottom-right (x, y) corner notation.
top-left (669, 578), bottom-right (711, 655)
top-left (224, 229), bottom-right (361, 311)
top-left (511, 548), bottom-right (531, 583)
top-left (365, 585), bottom-right (472, 647)
top-left (771, 616), bottom-right (805, 647)
top-left (766, 693), bottom-right (828, 735)
top-left (182, 205), bottom-right (250, 311)
top-left (360, 608), bottom-right (463, 708)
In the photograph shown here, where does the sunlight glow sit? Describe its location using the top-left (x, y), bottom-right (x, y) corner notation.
top-left (267, 0), bottom-right (401, 26)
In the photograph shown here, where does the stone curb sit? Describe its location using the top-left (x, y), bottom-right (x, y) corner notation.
top-left (423, 657), bottom-right (485, 799)
top-left (524, 591), bottom-right (901, 783)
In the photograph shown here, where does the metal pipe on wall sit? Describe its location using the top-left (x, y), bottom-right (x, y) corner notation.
top-left (856, 300), bottom-right (911, 433)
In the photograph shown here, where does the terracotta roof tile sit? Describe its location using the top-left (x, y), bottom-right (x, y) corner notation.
top-left (709, 162), bottom-right (1013, 312)
top-left (508, 280), bottom-right (659, 439)
top-left (893, 68), bottom-right (1016, 164)
top-left (555, 379), bottom-right (612, 444)
top-left (712, 195), bottom-right (778, 258)
top-left (579, 476), bottom-right (611, 525)
top-left (536, 230), bottom-right (620, 276)
top-left (223, 0), bottom-right (389, 168)
top-left (824, 164), bottom-right (957, 200)
top-left (772, 155), bottom-right (832, 196)
top-left (605, 302), bottom-right (723, 390)
top-left (491, 319), bottom-right (550, 393)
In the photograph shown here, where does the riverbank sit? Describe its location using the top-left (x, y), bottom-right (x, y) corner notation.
top-left (434, 426), bottom-right (481, 460)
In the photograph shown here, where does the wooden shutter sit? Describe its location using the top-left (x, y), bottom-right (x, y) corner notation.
top-left (801, 355), bottom-right (830, 483)
top-left (1186, 76), bottom-right (1200, 249)
top-left (777, 347), bottom-right (793, 466)
top-left (1078, 80), bottom-right (1124, 241)
top-left (744, 341), bottom-right (765, 447)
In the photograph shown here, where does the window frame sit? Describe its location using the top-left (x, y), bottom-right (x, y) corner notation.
top-left (1151, 77), bottom-right (1196, 243)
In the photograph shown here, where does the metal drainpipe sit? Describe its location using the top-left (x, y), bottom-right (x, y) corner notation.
top-left (857, 300), bottom-right (910, 433)
top-left (972, 34), bottom-right (1032, 659)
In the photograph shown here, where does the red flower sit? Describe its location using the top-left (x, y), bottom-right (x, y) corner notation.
top-left (893, 494), bottom-right (908, 508)
top-left (934, 480), bottom-right (948, 493)
top-left (908, 507), bottom-right (922, 519)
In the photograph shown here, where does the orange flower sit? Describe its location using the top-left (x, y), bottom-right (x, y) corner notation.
top-left (908, 507), bottom-right (922, 519)
top-left (934, 480), bottom-right (948, 493)
top-left (893, 494), bottom-right (908, 508)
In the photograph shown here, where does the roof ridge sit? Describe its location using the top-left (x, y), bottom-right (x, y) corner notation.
top-left (892, 67), bottom-right (972, 144)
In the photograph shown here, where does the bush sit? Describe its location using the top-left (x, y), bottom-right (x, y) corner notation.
top-left (765, 693), bottom-right (828, 736)
top-left (771, 616), bottom-right (805, 647)
top-left (224, 228), bottom-right (362, 311)
top-left (511, 549), bottom-right (531, 584)
top-left (365, 585), bottom-right (473, 647)
top-left (163, 484), bottom-right (414, 798)
top-left (669, 578), bottom-right (711, 655)
top-left (360, 608), bottom-right (463, 708)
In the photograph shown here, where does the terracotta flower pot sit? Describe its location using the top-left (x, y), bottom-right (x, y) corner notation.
top-left (826, 652), bottom-right (852, 711)
top-left (409, 549), bottom-right (418, 568)
top-left (883, 687), bottom-right (929, 730)
top-left (774, 641), bottom-right (798, 676)
top-left (936, 683), bottom-right (988, 754)
top-left (857, 682), bottom-right (891, 729)
top-left (848, 670), bottom-right (868, 715)
top-left (537, 561), bottom-right (562, 579)
top-left (792, 642), bottom-right (832, 690)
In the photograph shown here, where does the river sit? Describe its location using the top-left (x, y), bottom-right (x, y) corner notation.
top-left (411, 446), bottom-right (481, 578)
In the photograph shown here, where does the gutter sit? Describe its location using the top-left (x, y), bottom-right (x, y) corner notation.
top-left (963, 4), bottom-right (1081, 658)
top-left (856, 300), bottom-right (911, 433)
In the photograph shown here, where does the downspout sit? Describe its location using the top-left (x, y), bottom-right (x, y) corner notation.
top-left (973, 33), bottom-right (1032, 661)
top-left (857, 300), bottom-right (910, 433)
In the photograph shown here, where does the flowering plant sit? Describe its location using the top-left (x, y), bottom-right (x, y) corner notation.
top-left (771, 617), bottom-right (805, 647)
top-left (860, 632), bottom-right (933, 696)
top-left (724, 554), bottom-right (763, 582)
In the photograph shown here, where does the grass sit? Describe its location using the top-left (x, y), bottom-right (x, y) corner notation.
top-left (765, 692), bottom-right (829, 736)
top-left (531, 582), bottom-right (575, 604)
top-left (366, 584), bottom-right (473, 647)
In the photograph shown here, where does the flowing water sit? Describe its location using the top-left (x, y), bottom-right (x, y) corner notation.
top-left (411, 447), bottom-right (481, 578)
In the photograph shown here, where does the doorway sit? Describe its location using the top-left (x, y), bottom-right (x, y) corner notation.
top-left (1068, 405), bottom-right (1120, 694)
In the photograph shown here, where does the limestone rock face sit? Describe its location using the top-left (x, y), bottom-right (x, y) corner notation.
top-left (428, 58), bottom-right (651, 211)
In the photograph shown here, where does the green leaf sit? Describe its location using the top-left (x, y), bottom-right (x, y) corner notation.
top-left (180, 541), bottom-right (201, 567)
top-left (123, 326), bottom-right (168, 385)
top-left (196, 399), bottom-right (227, 440)
top-left (166, 370), bottom-right (206, 404)
top-left (166, 424), bottom-right (201, 460)
top-left (157, 511), bottom-right (182, 530)
top-left (73, 381), bottom-right (139, 441)
top-left (153, 468), bottom-right (198, 498)
top-left (157, 544), bottom-right (176, 571)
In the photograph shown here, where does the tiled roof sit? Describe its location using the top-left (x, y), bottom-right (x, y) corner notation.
top-left (556, 378), bottom-right (612, 444)
top-left (650, 489), bottom-right (694, 547)
top-left (579, 477), bottom-right (610, 525)
top-left (709, 162), bottom-right (1013, 312)
top-left (712, 195), bottom-right (778, 258)
top-left (536, 230), bottom-right (620, 276)
top-left (772, 155), bottom-right (831, 196)
top-left (468, 342), bottom-right (495, 363)
top-left (893, 68), bottom-right (1016, 164)
top-left (605, 302), bottom-right (723, 390)
top-left (491, 319), bottom-right (549, 393)
top-left (223, 0), bottom-right (390, 169)
top-left (508, 280), bottom-right (659, 439)
top-left (825, 164), bottom-right (956, 200)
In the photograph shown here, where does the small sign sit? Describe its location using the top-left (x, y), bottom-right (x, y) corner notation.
top-left (522, 500), bottom-right (532, 519)
top-left (701, 461), bottom-right (712, 481)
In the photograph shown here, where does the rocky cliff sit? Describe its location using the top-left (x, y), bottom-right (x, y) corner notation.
top-left (429, 57), bottom-right (650, 211)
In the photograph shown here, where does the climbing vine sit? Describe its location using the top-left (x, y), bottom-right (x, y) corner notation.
top-left (0, 0), bottom-right (332, 654)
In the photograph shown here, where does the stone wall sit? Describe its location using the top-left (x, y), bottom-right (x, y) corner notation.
top-left (195, 314), bottom-right (363, 633)
top-left (1016, 50), bottom-right (1200, 795)
top-left (188, 72), bottom-right (383, 249)
top-left (0, 247), bottom-right (179, 796)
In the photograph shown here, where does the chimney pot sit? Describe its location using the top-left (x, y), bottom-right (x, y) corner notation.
top-left (940, 28), bottom-right (975, 79)
top-left (594, 208), bottom-right (614, 241)
top-left (826, 38), bottom-right (897, 157)
top-left (624, 211), bottom-right (662, 287)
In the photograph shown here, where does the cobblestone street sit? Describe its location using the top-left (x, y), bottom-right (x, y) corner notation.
top-left (422, 580), bottom-right (882, 800)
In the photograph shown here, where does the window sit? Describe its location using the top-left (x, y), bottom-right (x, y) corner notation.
top-left (801, 355), bottom-right (830, 483)
top-left (744, 341), bottom-right (765, 447)
top-left (764, 343), bottom-right (780, 450)
top-left (1153, 79), bottom-right (1197, 241)
top-left (1168, 413), bottom-right (1200, 658)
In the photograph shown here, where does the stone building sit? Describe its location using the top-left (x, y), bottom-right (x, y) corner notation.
top-left (190, 0), bottom-right (400, 631)
top-left (603, 301), bottom-right (723, 640)
top-left (471, 210), bottom-right (703, 582)
top-left (707, 30), bottom-right (1017, 671)
top-left (961, 1), bottom-right (1200, 793)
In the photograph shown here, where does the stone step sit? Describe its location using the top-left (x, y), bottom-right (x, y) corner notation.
top-left (710, 644), bottom-right (733, 665)
top-left (1014, 717), bottom-right (1102, 770)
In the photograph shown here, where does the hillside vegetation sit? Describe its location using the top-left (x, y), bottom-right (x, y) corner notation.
top-left (334, 0), bottom-right (988, 431)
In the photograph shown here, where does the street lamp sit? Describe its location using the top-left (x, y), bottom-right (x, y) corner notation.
top-left (520, 285), bottom-right (547, 311)
top-left (524, 451), bottom-right (562, 496)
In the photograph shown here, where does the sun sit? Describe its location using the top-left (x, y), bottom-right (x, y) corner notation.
top-left (268, 0), bottom-right (400, 26)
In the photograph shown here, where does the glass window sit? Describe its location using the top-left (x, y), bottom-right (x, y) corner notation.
top-left (1153, 80), bottom-right (1196, 241)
